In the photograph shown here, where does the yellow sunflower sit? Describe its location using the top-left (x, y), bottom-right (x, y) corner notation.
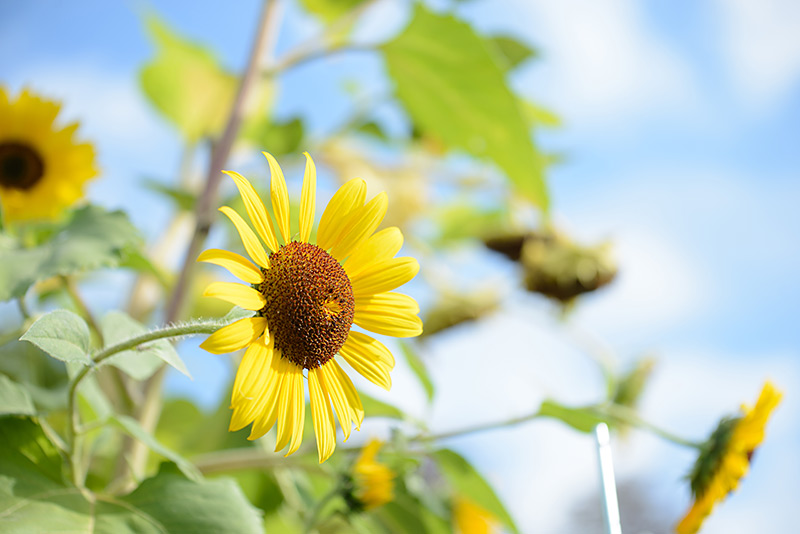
top-left (676, 381), bottom-right (782, 534)
top-left (350, 439), bottom-right (395, 510)
top-left (453, 497), bottom-right (500, 534)
top-left (199, 152), bottom-right (421, 463)
top-left (0, 87), bottom-right (97, 223)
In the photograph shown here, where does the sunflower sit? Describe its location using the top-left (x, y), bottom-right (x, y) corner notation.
top-left (676, 381), bottom-right (782, 534)
top-left (348, 439), bottom-right (394, 510)
top-left (453, 497), bottom-right (500, 534)
top-left (199, 152), bottom-right (421, 462)
top-left (0, 87), bottom-right (97, 223)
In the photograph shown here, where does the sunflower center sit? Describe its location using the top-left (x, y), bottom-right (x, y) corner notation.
top-left (258, 241), bottom-right (354, 370)
top-left (0, 142), bottom-right (45, 190)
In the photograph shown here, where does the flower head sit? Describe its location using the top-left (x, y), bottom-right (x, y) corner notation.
top-left (0, 87), bottom-right (97, 223)
top-left (199, 152), bottom-right (421, 462)
top-left (676, 381), bottom-right (782, 534)
top-left (346, 439), bottom-right (395, 510)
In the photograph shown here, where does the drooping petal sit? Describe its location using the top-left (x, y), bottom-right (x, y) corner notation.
top-left (342, 331), bottom-right (395, 369)
top-left (204, 282), bottom-right (266, 311)
top-left (223, 170), bottom-right (279, 252)
top-left (317, 361), bottom-right (357, 441)
top-left (219, 206), bottom-right (271, 268)
top-left (247, 348), bottom-right (287, 440)
top-left (339, 335), bottom-right (392, 391)
top-left (330, 192), bottom-right (388, 261)
top-left (197, 248), bottom-right (263, 284)
top-left (309, 367), bottom-right (336, 463)
top-left (229, 338), bottom-right (273, 431)
top-left (317, 178), bottom-right (366, 250)
top-left (199, 316), bottom-right (267, 355)
top-left (354, 292), bottom-right (423, 338)
top-left (343, 227), bottom-right (404, 279)
top-left (351, 257), bottom-right (419, 298)
top-left (275, 361), bottom-right (305, 455)
top-left (263, 152), bottom-right (291, 244)
top-left (298, 152), bottom-right (316, 243)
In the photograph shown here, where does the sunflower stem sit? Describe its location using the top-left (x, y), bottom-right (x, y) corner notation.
top-left (592, 403), bottom-right (704, 449)
top-left (303, 485), bottom-right (341, 534)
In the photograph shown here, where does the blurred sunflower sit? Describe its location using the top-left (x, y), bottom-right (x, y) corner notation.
top-left (453, 497), bottom-right (500, 534)
top-left (348, 439), bottom-right (394, 510)
top-left (0, 87), bottom-right (97, 223)
top-left (676, 381), bottom-right (782, 534)
top-left (199, 152), bottom-right (421, 462)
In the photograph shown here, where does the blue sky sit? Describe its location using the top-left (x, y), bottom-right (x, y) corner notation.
top-left (3, 0), bottom-right (799, 532)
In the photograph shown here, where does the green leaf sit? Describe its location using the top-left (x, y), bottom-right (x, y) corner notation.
top-left (0, 375), bottom-right (36, 416)
top-left (99, 310), bottom-right (191, 379)
top-left (241, 116), bottom-right (305, 157)
top-left (537, 399), bottom-right (611, 433)
top-left (521, 100), bottom-right (562, 129)
top-left (433, 449), bottom-right (518, 533)
top-left (0, 206), bottom-right (142, 301)
top-left (382, 5), bottom-right (548, 211)
top-left (299, 0), bottom-right (368, 22)
top-left (140, 14), bottom-right (237, 141)
top-left (489, 35), bottom-right (537, 70)
top-left (143, 178), bottom-right (198, 211)
top-left (359, 392), bottom-right (404, 420)
top-left (112, 414), bottom-right (202, 482)
top-left (433, 201), bottom-right (510, 246)
top-left (399, 341), bottom-right (434, 403)
top-left (20, 310), bottom-right (90, 365)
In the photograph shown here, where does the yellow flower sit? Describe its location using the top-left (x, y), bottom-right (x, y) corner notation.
top-left (0, 87), bottom-right (97, 223)
top-left (351, 439), bottom-right (395, 510)
top-left (199, 152), bottom-right (421, 463)
top-left (676, 381), bottom-right (782, 534)
top-left (453, 497), bottom-right (500, 534)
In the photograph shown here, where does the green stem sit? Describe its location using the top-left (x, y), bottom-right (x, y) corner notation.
top-left (303, 485), bottom-right (341, 534)
top-left (593, 403), bottom-right (703, 449)
top-left (409, 412), bottom-right (541, 443)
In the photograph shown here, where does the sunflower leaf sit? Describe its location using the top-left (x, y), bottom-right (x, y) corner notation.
top-left (0, 375), bottom-right (36, 416)
top-left (399, 341), bottom-right (434, 403)
top-left (537, 399), bottom-right (612, 433)
top-left (359, 391), bottom-right (404, 420)
top-left (382, 5), bottom-right (548, 211)
top-left (20, 310), bottom-right (91, 365)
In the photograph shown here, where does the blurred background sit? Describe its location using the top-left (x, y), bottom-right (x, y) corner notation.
top-left (3, 0), bottom-right (798, 532)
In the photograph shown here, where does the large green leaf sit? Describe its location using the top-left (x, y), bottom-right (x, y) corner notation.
top-left (489, 35), bottom-right (537, 71)
top-left (0, 206), bottom-right (141, 301)
top-left (20, 310), bottom-right (91, 365)
top-left (382, 5), bottom-right (548, 210)
top-left (433, 449), bottom-right (518, 533)
top-left (140, 14), bottom-right (237, 141)
top-left (0, 375), bottom-right (36, 416)
top-left (0, 417), bottom-right (263, 533)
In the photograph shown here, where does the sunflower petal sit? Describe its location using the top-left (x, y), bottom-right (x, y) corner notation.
top-left (324, 359), bottom-right (365, 431)
top-left (330, 192), bottom-right (388, 261)
top-left (343, 227), bottom-right (404, 279)
top-left (309, 368), bottom-right (336, 463)
top-left (219, 206), bottom-right (271, 268)
top-left (317, 178), bottom-right (367, 250)
top-left (199, 317), bottom-right (266, 355)
top-left (263, 152), bottom-right (291, 244)
top-left (204, 282), bottom-right (266, 311)
top-left (198, 248), bottom-right (263, 284)
top-left (275, 361), bottom-right (305, 455)
top-left (351, 257), bottom-right (419, 298)
top-left (229, 338), bottom-right (273, 431)
top-left (354, 292), bottom-right (422, 338)
top-left (223, 170), bottom-right (279, 252)
top-left (342, 331), bottom-right (395, 369)
top-left (339, 335), bottom-right (392, 390)
top-left (299, 152), bottom-right (317, 243)
top-left (247, 348), bottom-right (286, 440)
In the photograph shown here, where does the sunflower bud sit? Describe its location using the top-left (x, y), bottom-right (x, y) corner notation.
top-left (343, 440), bottom-right (395, 512)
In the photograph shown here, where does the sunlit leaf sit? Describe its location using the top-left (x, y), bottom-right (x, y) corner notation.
top-left (399, 341), bottom-right (434, 403)
top-left (537, 399), bottom-right (611, 433)
top-left (359, 392), bottom-right (404, 420)
top-left (382, 5), bottom-right (548, 210)
top-left (143, 178), bottom-right (198, 212)
top-left (21, 310), bottom-right (90, 365)
top-left (241, 117), bottom-right (305, 156)
top-left (489, 35), bottom-right (537, 70)
top-left (0, 375), bottom-right (36, 416)
top-left (299, 0), bottom-right (368, 22)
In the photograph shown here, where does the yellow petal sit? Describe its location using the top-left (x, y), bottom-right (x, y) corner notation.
top-left (343, 227), bottom-right (404, 279)
top-left (330, 192), bottom-right (388, 261)
top-left (342, 331), bottom-right (395, 369)
top-left (263, 152), bottom-right (291, 244)
top-left (339, 335), bottom-right (392, 391)
top-left (197, 248), bottom-right (263, 284)
top-left (223, 170), bottom-right (279, 252)
top-left (275, 361), bottom-right (305, 455)
top-left (229, 338), bottom-right (274, 431)
top-left (204, 282), bottom-right (266, 311)
top-left (309, 368), bottom-right (336, 463)
top-left (299, 152), bottom-right (316, 243)
top-left (324, 359), bottom-right (365, 431)
top-left (317, 178), bottom-right (367, 250)
top-left (219, 206), bottom-right (271, 268)
top-left (354, 292), bottom-right (422, 338)
top-left (351, 257), bottom-right (419, 298)
top-left (199, 316), bottom-right (266, 355)
top-left (247, 348), bottom-right (286, 440)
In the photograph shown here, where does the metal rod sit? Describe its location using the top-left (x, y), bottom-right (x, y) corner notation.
top-left (595, 423), bottom-right (622, 534)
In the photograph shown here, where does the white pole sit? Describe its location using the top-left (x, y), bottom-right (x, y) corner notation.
top-left (595, 423), bottom-right (622, 534)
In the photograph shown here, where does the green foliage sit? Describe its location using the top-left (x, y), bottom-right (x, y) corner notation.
top-left (382, 5), bottom-right (548, 211)
top-left (433, 449), bottom-right (518, 533)
top-left (0, 206), bottom-right (141, 301)
top-left (299, 0), bottom-right (368, 22)
top-left (399, 341), bottom-right (434, 403)
top-left (537, 399), bottom-right (612, 433)
top-left (21, 310), bottom-right (91, 365)
top-left (143, 178), bottom-right (198, 212)
top-left (433, 201), bottom-right (510, 246)
top-left (242, 116), bottom-right (305, 156)
top-left (359, 391), bottom-right (404, 420)
top-left (0, 375), bottom-right (36, 416)
top-left (489, 35), bottom-right (537, 70)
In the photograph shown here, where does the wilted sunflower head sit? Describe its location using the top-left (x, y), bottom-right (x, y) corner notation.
top-left (0, 87), bottom-right (97, 223)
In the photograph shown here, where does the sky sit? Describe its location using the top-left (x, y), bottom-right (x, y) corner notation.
top-left (2, 0), bottom-right (799, 532)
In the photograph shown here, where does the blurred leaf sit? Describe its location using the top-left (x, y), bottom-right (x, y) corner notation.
top-left (537, 399), bottom-right (611, 433)
top-left (241, 117), bottom-right (305, 156)
top-left (143, 178), bottom-right (197, 212)
top-left (433, 449), bottom-right (518, 533)
top-left (522, 100), bottom-right (561, 128)
top-left (0, 206), bottom-right (141, 301)
top-left (359, 392), bottom-right (404, 420)
top-left (0, 375), bottom-right (36, 416)
top-left (433, 202), bottom-right (509, 246)
top-left (399, 341), bottom-right (434, 403)
top-left (21, 310), bottom-right (91, 365)
top-left (299, 0), bottom-right (368, 22)
top-left (99, 310), bottom-right (190, 379)
top-left (119, 246), bottom-right (172, 289)
top-left (489, 35), bottom-right (536, 70)
top-left (421, 289), bottom-right (501, 338)
top-left (378, 493), bottom-right (450, 534)
top-left (382, 5), bottom-right (548, 210)
top-left (140, 14), bottom-right (237, 141)
top-left (356, 121), bottom-right (391, 141)
top-left (0, 417), bottom-right (65, 485)
top-left (112, 414), bottom-right (202, 482)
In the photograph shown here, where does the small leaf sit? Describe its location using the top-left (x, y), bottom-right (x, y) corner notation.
top-left (489, 35), bottom-right (537, 70)
top-left (299, 0), bottom-right (369, 22)
top-left (0, 375), bottom-right (36, 416)
top-left (359, 392), bottom-right (404, 420)
top-left (112, 414), bottom-right (202, 482)
top-left (537, 399), bottom-right (611, 433)
top-left (399, 341), bottom-right (434, 403)
top-left (21, 310), bottom-right (91, 365)
top-left (143, 178), bottom-right (198, 211)
top-left (241, 117), bottom-right (305, 157)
